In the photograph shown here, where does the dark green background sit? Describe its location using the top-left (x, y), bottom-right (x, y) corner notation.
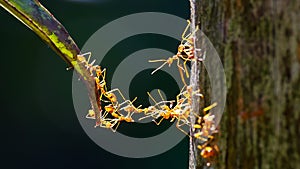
top-left (0, 0), bottom-right (190, 168)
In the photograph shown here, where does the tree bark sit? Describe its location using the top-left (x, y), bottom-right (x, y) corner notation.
top-left (194, 0), bottom-right (300, 168)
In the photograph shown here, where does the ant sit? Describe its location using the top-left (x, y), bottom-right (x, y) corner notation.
top-left (86, 109), bottom-right (118, 131)
top-left (192, 103), bottom-right (219, 166)
top-left (139, 89), bottom-right (192, 136)
top-left (92, 66), bottom-right (127, 106)
top-left (77, 52), bottom-right (100, 76)
top-left (193, 103), bottom-right (218, 141)
top-left (196, 124), bottom-right (219, 167)
top-left (103, 105), bottom-right (135, 132)
top-left (90, 101), bottom-right (135, 132)
top-left (199, 142), bottom-right (220, 167)
top-left (149, 20), bottom-right (201, 77)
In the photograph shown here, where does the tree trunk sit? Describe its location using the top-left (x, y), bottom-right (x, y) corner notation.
top-left (194, 0), bottom-right (300, 168)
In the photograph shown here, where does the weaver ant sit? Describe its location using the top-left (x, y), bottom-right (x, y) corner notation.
top-left (139, 89), bottom-right (192, 136)
top-left (102, 105), bottom-right (135, 132)
top-left (91, 100), bottom-right (135, 132)
top-left (149, 20), bottom-right (201, 77)
top-left (192, 103), bottom-right (219, 166)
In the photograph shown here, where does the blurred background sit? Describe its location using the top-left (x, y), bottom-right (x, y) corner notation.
top-left (0, 0), bottom-right (191, 169)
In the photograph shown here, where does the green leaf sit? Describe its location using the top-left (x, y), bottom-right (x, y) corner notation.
top-left (0, 0), bottom-right (80, 67)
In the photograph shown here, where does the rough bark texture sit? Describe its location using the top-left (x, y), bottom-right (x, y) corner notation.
top-left (195, 0), bottom-right (300, 168)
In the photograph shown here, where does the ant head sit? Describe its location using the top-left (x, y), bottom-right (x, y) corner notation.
top-left (95, 66), bottom-right (102, 77)
top-left (106, 93), bottom-right (117, 102)
top-left (178, 44), bottom-right (185, 52)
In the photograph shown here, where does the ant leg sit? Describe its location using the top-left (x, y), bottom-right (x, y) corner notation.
top-left (85, 52), bottom-right (92, 63)
top-left (176, 85), bottom-right (188, 102)
top-left (89, 59), bottom-right (96, 66)
top-left (87, 60), bottom-right (96, 76)
top-left (155, 101), bottom-right (176, 110)
top-left (107, 88), bottom-right (126, 102)
top-left (203, 102), bottom-right (218, 113)
top-left (157, 89), bottom-right (166, 102)
top-left (176, 57), bottom-right (185, 72)
top-left (197, 141), bottom-right (209, 150)
top-left (176, 120), bottom-right (191, 139)
top-left (78, 52), bottom-right (91, 59)
top-left (119, 98), bottom-right (139, 117)
top-left (99, 68), bottom-right (108, 92)
top-left (102, 110), bottom-right (110, 119)
top-left (153, 116), bottom-right (165, 125)
top-left (109, 119), bottom-right (119, 132)
top-left (100, 68), bottom-right (107, 79)
top-left (119, 97), bottom-right (137, 108)
top-left (178, 70), bottom-right (187, 95)
top-left (178, 66), bottom-right (187, 88)
top-left (139, 111), bottom-right (157, 121)
top-left (191, 111), bottom-right (201, 120)
top-left (183, 60), bottom-right (190, 78)
top-left (147, 91), bottom-right (162, 109)
top-left (150, 61), bottom-right (168, 75)
top-left (78, 52), bottom-right (92, 65)
top-left (190, 25), bottom-right (199, 38)
top-left (120, 102), bottom-right (141, 114)
top-left (149, 59), bottom-right (168, 62)
top-left (118, 97), bottom-right (136, 108)
top-left (182, 22), bottom-right (199, 44)
top-left (194, 133), bottom-right (209, 142)
top-left (181, 20), bottom-right (194, 44)
top-left (112, 121), bottom-right (121, 132)
top-left (181, 20), bottom-right (191, 40)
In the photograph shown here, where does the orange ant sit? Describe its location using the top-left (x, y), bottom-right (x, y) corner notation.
top-left (77, 52), bottom-right (137, 131)
top-left (102, 103), bottom-right (135, 132)
top-left (196, 123), bottom-right (219, 167)
top-left (192, 103), bottom-right (219, 166)
top-left (76, 52), bottom-right (105, 125)
top-left (118, 97), bottom-right (148, 115)
top-left (139, 89), bottom-right (192, 136)
top-left (199, 143), bottom-right (220, 167)
top-left (112, 114), bottom-right (135, 132)
top-left (193, 103), bottom-right (218, 141)
top-left (87, 109), bottom-right (118, 130)
top-left (91, 102), bottom-right (135, 132)
top-left (92, 67), bottom-right (126, 105)
top-left (86, 109), bottom-right (96, 119)
top-left (97, 118), bottom-right (119, 131)
top-left (138, 90), bottom-right (174, 121)
top-left (149, 20), bottom-right (200, 77)
top-left (104, 97), bottom-right (138, 117)
top-left (77, 52), bottom-right (100, 76)
top-left (200, 146), bottom-right (219, 160)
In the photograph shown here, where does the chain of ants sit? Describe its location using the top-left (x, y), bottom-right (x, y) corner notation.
top-left (77, 21), bottom-right (219, 163)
